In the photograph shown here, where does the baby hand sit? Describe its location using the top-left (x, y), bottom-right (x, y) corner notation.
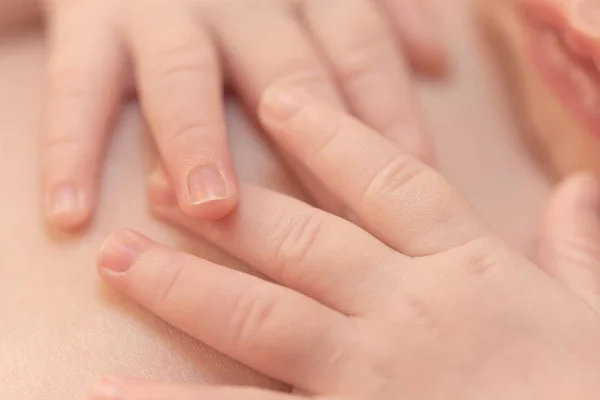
top-left (40, 0), bottom-right (445, 229)
top-left (93, 86), bottom-right (600, 399)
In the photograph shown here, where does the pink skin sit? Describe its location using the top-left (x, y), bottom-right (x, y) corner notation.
top-left (40, 0), bottom-right (445, 230)
top-left (518, 0), bottom-right (600, 136)
top-left (90, 86), bottom-right (600, 399)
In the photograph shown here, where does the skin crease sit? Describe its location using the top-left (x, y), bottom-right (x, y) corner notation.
top-left (477, 0), bottom-right (600, 179)
top-left (0, 0), bottom-right (557, 398)
top-left (37, 0), bottom-right (444, 229)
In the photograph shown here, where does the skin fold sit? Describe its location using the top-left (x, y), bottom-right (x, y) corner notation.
top-left (37, 0), bottom-right (444, 229)
top-left (0, 0), bottom-right (563, 398)
top-left (0, 30), bottom-right (299, 399)
top-left (91, 86), bottom-right (600, 399)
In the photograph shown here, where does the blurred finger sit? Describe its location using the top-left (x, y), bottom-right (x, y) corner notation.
top-left (210, 3), bottom-right (346, 213)
top-left (42, 4), bottom-right (126, 228)
top-left (377, 0), bottom-right (447, 75)
top-left (303, 0), bottom-right (432, 162)
top-left (536, 173), bottom-right (600, 312)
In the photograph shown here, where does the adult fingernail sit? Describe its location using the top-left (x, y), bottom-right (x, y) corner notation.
top-left (98, 230), bottom-right (149, 274)
top-left (90, 377), bottom-right (126, 400)
top-left (46, 184), bottom-right (86, 219)
top-left (261, 85), bottom-right (304, 121)
top-left (187, 165), bottom-right (228, 205)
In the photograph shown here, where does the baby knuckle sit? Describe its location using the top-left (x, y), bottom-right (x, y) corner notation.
top-left (553, 234), bottom-right (600, 270)
top-left (361, 155), bottom-right (427, 207)
top-left (337, 32), bottom-right (390, 84)
top-left (41, 136), bottom-right (89, 172)
top-left (227, 290), bottom-right (282, 350)
top-left (142, 44), bottom-right (215, 81)
top-left (272, 213), bottom-right (324, 283)
top-left (47, 66), bottom-right (89, 101)
top-left (459, 237), bottom-right (503, 277)
top-left (163, 120), bottom-right (216, 149)
top-left (273, 62), bottom-right (330, 94)
top-left (153, 251), bottom-right (188, 307)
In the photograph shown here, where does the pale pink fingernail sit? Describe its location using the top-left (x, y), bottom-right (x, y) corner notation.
top-left (98, 230), bottom-right (150, 274)
top-left (187, 165), bottom-right (228, 205)
top-left (45, 184), bottom-right (86, 220)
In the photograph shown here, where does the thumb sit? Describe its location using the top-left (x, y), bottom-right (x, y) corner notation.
top-left (536, 173), bottom-right (600, 312)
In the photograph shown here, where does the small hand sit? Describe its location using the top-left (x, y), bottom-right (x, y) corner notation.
top-left (40, 0), bottom-right (445, 229)
top-left (92, 86), bottom-right (600, 399)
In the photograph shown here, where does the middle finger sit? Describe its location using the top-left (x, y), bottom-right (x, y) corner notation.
top-left (208, 2), bottom-right (347, 213)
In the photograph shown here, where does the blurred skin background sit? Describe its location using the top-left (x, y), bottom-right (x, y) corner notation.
top-left (479, 0), bottom-right (600, 180)
top-left (3, 0), bottom-right (592, 397)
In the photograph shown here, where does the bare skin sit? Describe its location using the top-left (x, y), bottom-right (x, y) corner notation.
top-left (477, 0), bottom-right (600, 179)
top-left (0, 0), bottom-right (563, 398)
top-left (38, 0), bottom-right (445, 229)
top-left (93, 86), bottom-right (600, 399)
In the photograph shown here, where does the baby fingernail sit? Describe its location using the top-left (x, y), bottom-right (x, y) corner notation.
top-left (98, 230), bottom-right (149, 274)
top-left (90, 377), bottom-right (126, 400)
top-left (261, 85), bottom-right (304, 121)
top-left (46, 184), bottom-right (86, 219)
top-left (187, 165), bottom-right (228, 205)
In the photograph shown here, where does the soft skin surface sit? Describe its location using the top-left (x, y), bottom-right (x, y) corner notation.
top-left (92, 86), bottom-right (600, 400)
top-left (0, 31), bottom-right (298, 399)
top-left (477, 0), bottom-right (600, 179)
top-left (0, 0), bottom-right (550, 398)
top-left (38, 0), bottom-right (443, 229)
